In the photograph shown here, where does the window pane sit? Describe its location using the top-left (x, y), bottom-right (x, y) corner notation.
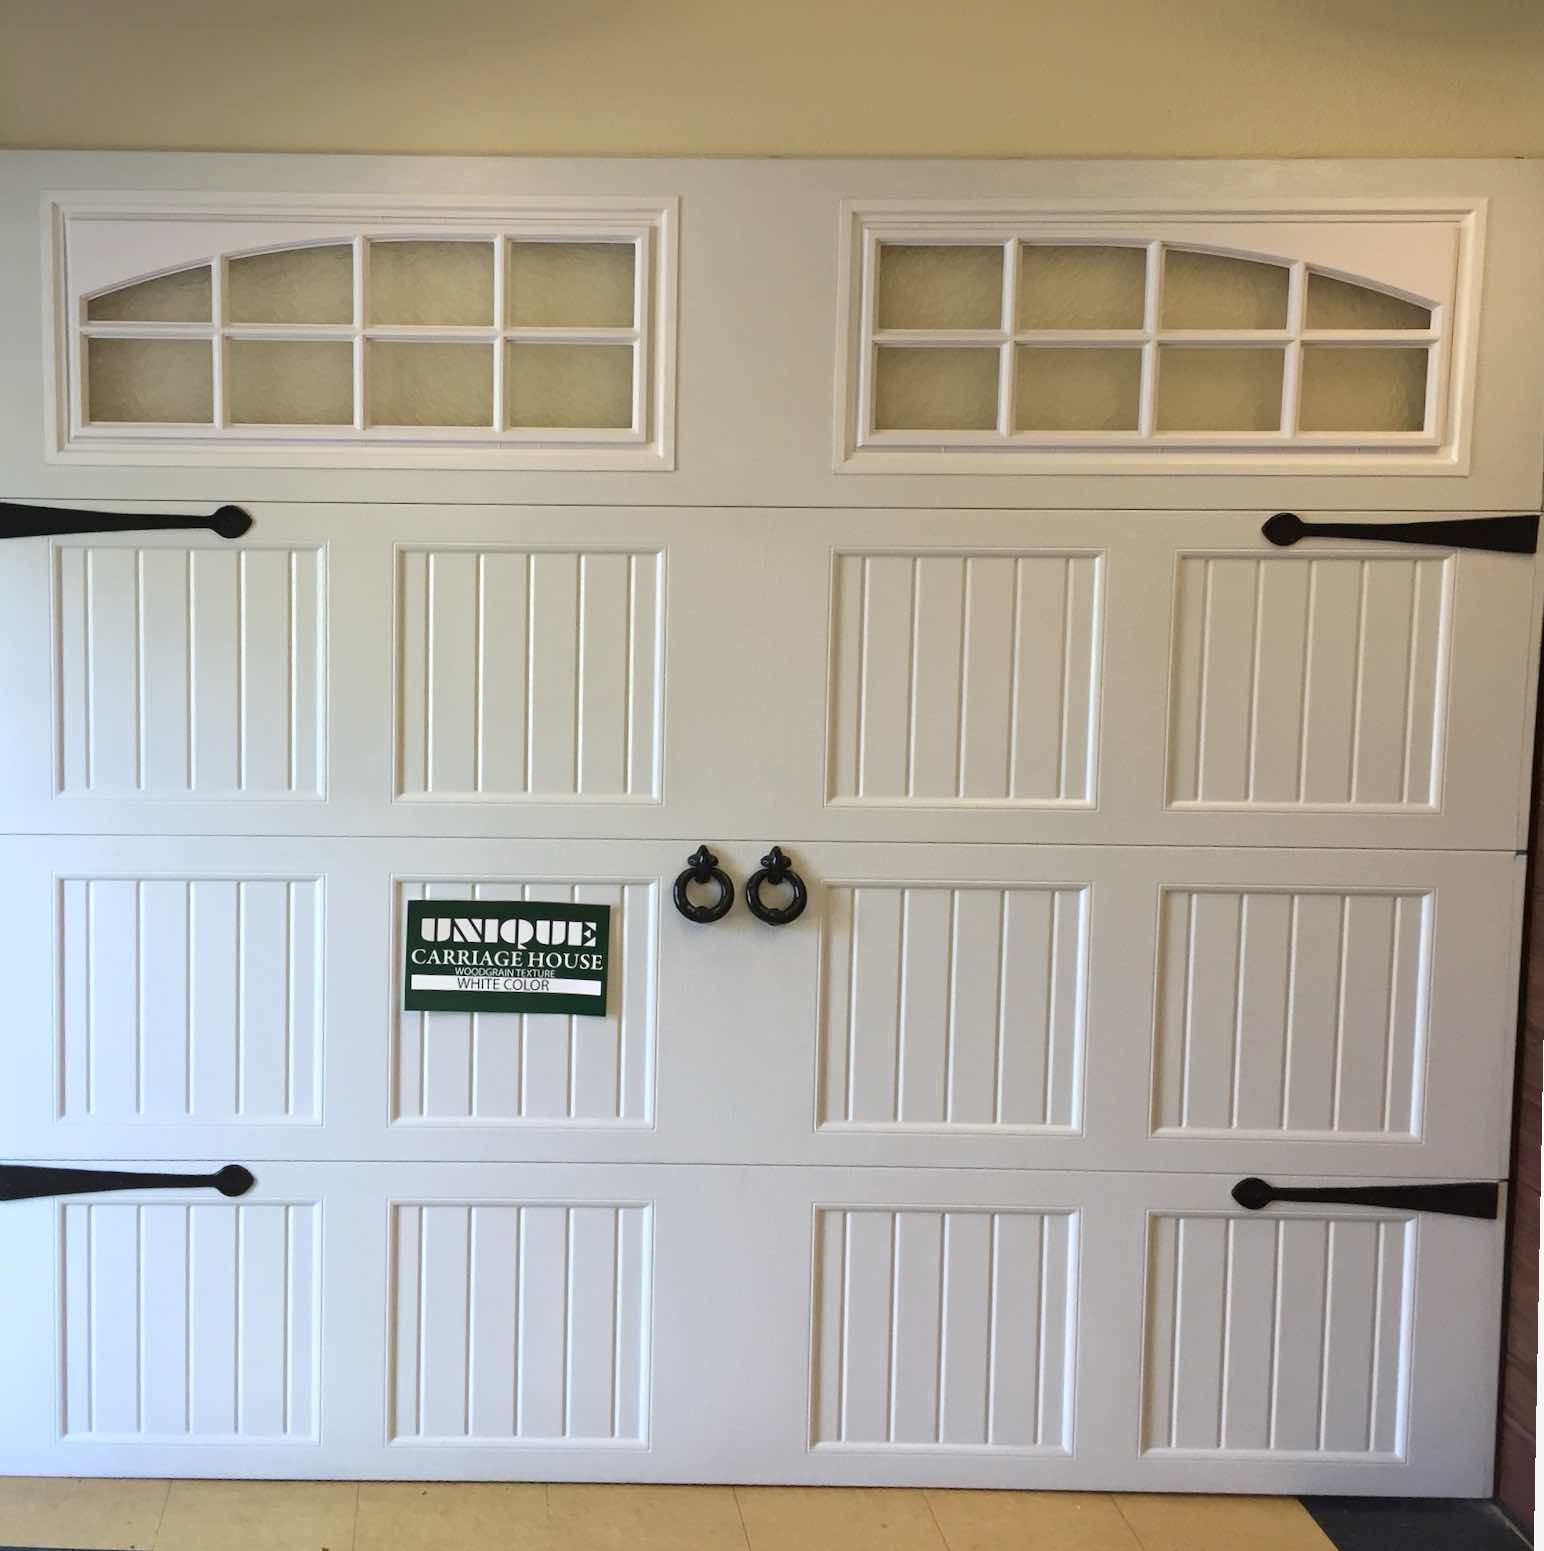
top-left (1161, 249), bottom-right (1289, 330)
top-left (1015, 347), bottom-right (1141, 431)
top-left (87, 338), bottom-right (213, 423)
top-left (506, 343), bottom-right (634, 428)
top-left (876, 245), bottom-right (1004, 331)
top-left (1299, 347), bottom-right (1428, 432)
top-left (508, 242), bottom-right (635, 328)
top-left (873, 347), bottom-right (999, 431)
top-left (229, 341), bottom-right (353, 425)
top-left (1157, 347), bottom-right (1283, 431)
top-left (368, 342), bottom-right (492, 426)
top-left (229, 245), bottom-right (353, 325)
top-left (86, 266), bottom-right (212, 323)
top-left (1019, 245), bottom-right (1146, 330)
top-left (367, 241), bottom-right (494, 326)
top-left (1305, 273), bottom-right (1431, 331)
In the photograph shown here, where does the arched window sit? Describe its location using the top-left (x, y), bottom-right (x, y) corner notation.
top-left (54, 199), bottom-right (675, 468)
top-left (840, 205), bottom-right (1473, 470)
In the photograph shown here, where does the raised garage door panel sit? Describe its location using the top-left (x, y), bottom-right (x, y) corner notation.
top-left (742, 843), bottom-right (1519, 1179)
top-left (0, 836), bottom-right (783, 1166)
top-left (0, 506), bottom-right (718, 841)
top-left (0, 508), bottom-right (1534, 851)
top-left (0, 839), bottom-right (1519, 1180)
top-left (695, 509), bottom-right (1539, 851)
top-left (0, 1164), bottom-right (1499, 1489)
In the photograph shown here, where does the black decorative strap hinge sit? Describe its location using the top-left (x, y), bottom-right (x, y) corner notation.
top-left (1232, 1176), bottom-right (1499, 1220)
top-left (0, 501), bottom-right (252, 541)
top-left (0, 1164), bottom-right (255, 1203)
top-left (1262, 511), bottom-right (1537, 555)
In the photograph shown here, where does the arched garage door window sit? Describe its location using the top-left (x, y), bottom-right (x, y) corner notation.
top-left (839, 204), bottom-right (1478, 472)
top-left (52, 198), bottom-right (676, 469)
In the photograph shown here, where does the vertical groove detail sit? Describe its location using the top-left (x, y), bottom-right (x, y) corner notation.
top-left (831, 549), bottom-right (1101, 804)
top-left (818, 883), bottom-right (1089, 1130)
top-left (811, 1208), bottom-right (1074, 1452)
top-left (387, 1202), bottom-right (649, 1443)
top-left (1155, 886), bottom-right (1431, 1138)
top-left (1168, 553), bottom-right (1452, 809)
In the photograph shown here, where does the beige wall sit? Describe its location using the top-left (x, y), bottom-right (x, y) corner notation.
top-left (3, 0), bottom-right (1544, 159)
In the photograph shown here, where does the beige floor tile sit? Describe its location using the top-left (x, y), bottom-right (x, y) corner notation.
top-left (154, 1480), bottom-right (358, 1551)
top-left (927, 1489), bottom-right (1143, 1551)
top-left (735, 1486), bottom-right (946, 1551)
top-left (1114, 1494), bottom-right (1336, 1551)
top-left (355, 1482), bottom-right (553, 1551)
top-left (546, 1483), bottom-right (749, 1550)
top-left (0, 1477), bottom-right (169, 1550)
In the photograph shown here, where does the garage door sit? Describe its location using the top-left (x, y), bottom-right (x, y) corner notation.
top-left (0, 156), bottom-right (1541, 1496)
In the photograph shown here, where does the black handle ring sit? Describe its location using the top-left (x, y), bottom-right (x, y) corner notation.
top-left (745, 846), bottom-right (808, 926)
top-left (673, 845), bottom-right (735, 924)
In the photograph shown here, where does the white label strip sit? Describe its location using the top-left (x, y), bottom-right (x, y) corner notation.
top-left (409, 974), bottom-right (603, 995)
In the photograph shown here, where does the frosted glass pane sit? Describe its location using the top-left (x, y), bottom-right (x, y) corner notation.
top-left (877, 245), bottom-right (1004, 331)
top-left (1306, 273), bottom-right (1432, 331)
top-left (1019, 245), bottom-right (1146, 330)
top-left (87, 338), bottom-right (212, 422)
top-left (229, 341), bottom-right (353, 424)
top-left (86, 266), bottom-right (211, 323)
top-left (1157, 347), bottom-right (1283, 431)
top-left (368, 241), bottom-right (494, 326)
top-left (873, 347), bottom-right (998, 431)
top-left (506, 343), bottom-right (633, 428)
top-left (369, 342), bottom-right (492, 426)
top-left (508, 242), bottom-right (635, 327)
top-left (1015, 347), bottom-right (1140, 430)
top-left (1299, 348), bottom-right (1428, 432)
top-left (229, 245), bottom-right (353, 324)
top-left (1162, 249), bottom-right (1289, 330)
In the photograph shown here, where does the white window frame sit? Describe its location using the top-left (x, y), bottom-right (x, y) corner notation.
top-left (834, 199), bottom-right (1485, 476)
top-left (44, 194), bottom-right (678, 470)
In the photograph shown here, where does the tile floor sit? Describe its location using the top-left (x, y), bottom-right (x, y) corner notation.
top-left (0, 1479), bottom-right (1344, 1551)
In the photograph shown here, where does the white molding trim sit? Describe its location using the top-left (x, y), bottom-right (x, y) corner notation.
top-left (43, 192), bottom-right (679, 471)
top-left (833, 198), bottom-right (1485, 477)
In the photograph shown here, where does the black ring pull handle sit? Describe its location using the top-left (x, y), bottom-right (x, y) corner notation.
top-left (1231, 1176), bottom-right (1499, 1220)
top-left (673, 845), bottom-right (735, 924)
top-left (1262, 511), bottom-right (1538, 555)
top-left (745, 846), bottom-right (808, 927)
top-left (0, 1163), bottom-right (256, 1204)
top-left (0, 501), bottom-right (253, 542)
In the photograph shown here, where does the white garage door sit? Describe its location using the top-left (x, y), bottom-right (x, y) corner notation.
top-left (0, 155), bottom-right (1541, 1497)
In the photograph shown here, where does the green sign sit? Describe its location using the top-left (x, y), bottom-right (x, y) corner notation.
top-left (404, 899), bottom-right (610, 1016)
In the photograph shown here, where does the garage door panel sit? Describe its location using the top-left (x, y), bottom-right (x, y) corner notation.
top-left (817, 880), bottom-right (1087, 1133)
top-left (396, 545), bottom-right (664, 804)
top-left (789, 844), bottom-right (1515, 1178)
top-left (52, 539), bottom-right (328, 802)
top-left (1150, 884), bottom-right (1431, 1141)
top-left (59, 1195), bottom-right (323, 1444)
top-left (1121, 1180), bottom-right (1501, 1496)
top-left (0, 838), bottom-right (371, 1160)
top-left (1166, 551), bottom-right (1453, 811)
top-left (809, 1205), bottom-right (1077, 1453)
top-left (1141, 1212), bottom-right (1412, 1459)
top-left (1126, 849), bottom-right (1517, 1177)
top-left (826, 549), bottom-right (1102, 807)
top-left (0, 1158), bottom-right (383, 1479)
top-left (767, 509), bottom-right (1538, 849)
top-left (392, 876), bottom-right (658, 1128)
top-left (387, 1200), bottom-right (651, 1446)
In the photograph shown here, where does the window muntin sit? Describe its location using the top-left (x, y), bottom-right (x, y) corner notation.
top-left (852, 225), bottom-right (1452, 456)
top-left (78, 236), bottom-right (642, 437)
